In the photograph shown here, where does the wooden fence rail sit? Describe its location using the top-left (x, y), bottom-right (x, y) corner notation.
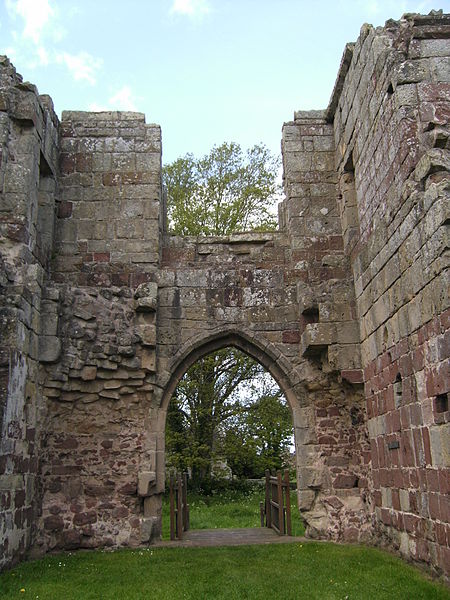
top-left (169, 471), bottom-right (190, 540)
top-left (260, 469), bottom-right (292, 536)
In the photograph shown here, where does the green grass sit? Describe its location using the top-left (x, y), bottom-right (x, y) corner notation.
top-left (162, 486), bottom-right (305, 538)
top-left (1, 543), bottom-right (448, 600)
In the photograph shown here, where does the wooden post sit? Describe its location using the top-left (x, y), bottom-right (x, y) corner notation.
top-left (182, 472), bottom-right (189, 532)
top-left (176, 472), bottom-right (183, 539)
top-left (284, 469), bottom-right (292, 536)
top-left (265, 470), bottom-right (271, 528)
top-left (169, 472), bottom-right (175, 541)
top-left (277, 470), bottom-right (284, 534)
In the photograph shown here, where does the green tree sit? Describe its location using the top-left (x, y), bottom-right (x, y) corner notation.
top-left (163, 142), bottom-right (280, 236)
top-left (166, 348), bottom-right (265, 488)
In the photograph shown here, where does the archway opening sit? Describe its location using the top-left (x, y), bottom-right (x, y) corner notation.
top-left (162, 345), bottom-right (304, 537)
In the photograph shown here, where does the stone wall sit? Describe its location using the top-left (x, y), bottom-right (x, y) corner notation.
top-left (0, 9), bottom-right (448, 581)
top-left (157, 233), bottom-right (371, 542)
top-left (330, 12), bottom-right (449, 575)
top-left (0, 57), bottom-right (59, 567)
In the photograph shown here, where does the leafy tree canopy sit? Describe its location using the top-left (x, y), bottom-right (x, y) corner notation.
top-left (163, 142), bottom-right (280, 236)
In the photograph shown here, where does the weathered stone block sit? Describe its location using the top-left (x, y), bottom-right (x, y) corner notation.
top-left (139, 324), bottom-right (156, 347)
top-left (39, 336), bottom-right (61, 363)
top-left (300, 323), bottom-right (336, 356)
top-left (138, 471), bottom-right (156, 497)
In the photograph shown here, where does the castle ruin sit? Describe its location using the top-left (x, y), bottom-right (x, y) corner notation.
top-left (0, 12), bottom-right (449, 578)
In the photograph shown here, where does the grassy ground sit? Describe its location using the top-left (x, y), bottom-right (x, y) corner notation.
top-left (1, 542), bottom-right (448, 600)
top-left (162, 486), bottom-right (305, 538)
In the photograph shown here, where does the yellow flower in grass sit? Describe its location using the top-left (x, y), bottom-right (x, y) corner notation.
top-left (20, 589), bottom-right (25, 593)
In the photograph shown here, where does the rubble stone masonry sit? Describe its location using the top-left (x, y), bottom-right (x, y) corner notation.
top-left (0, 11), bottom-right (448, 580)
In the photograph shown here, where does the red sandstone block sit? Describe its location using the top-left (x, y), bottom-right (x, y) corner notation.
top-left (412, 428), bottom-right (425, 466)
top-left (434, 522), bottom-right (447, 546)
top-left (412, 347), bottom-right (425, 371)
top-left (394, 468), bottom-right (406, 489)
top-left (363, 450), bottom-right (371, 465)
top-left (410, 469), bottom-right (419, 489)
top-left (75, 153), bottom-right (92, 172)
top-left (58, 201), bottom-right (73, 218)
top-left (73, 511), bottom-right (97, 526)
top-left (282, 330), bottom-right (300, 344)
top-left (440, 307), bottom-right (450, 330)
top-left (400, 431), bottom-right (415, 467)
top-left (102, 172), bottom-right (121, 186)
top-left (341, 369), bottom-right (364, 384)
top-left (399, 353), bottom-right (414, 377)
top-left (425, 468), bottom-right (439, 492)
top-left (441, 546), bottom-right (450, 576)
top-left (377, 394), bottom-right (386, 416)
top-left (392, 489), bottom-right (401, 511)
top-left (404, 513), bottom-right (419, 534)
top-left (418, 468), bottom-right (429, 492)
top-left (440, 494), bottom-right (450, 524)
top-left (25, 427), bottom-right (35, 442)
top-left (7, 223), bottom-right (29, 243)
top-left (402, 376), bottom-right (416, 404)
top-left (422, 427), bottom-right (432, 465)
top-left (364, 362), bottom-right (376, 380)
top-left (429, 492), bottom-right (440, 520)
top-left (426, 317), bottom-right (440, 339)
top-left (93, 252), bottom-right (110, 263)
top-left (111, 273), bottom-right (130, 286)
top-left (385, 387), bottom-right (394, 412)
top-left (130, 272), bottom-right (152, 288)
top-left (122, 172), bottom-right (146, 185)
top-left (438, 469), bottom-right (450, 495)
top-left (410, 403), bottom-right (423, 427)
top-left (426, 366), bottom-right (448, 397)
top-left (14, 489), bottom-right (25, 509)
top-left (370, 440), bottom-right (379, 468)
top-left (318, 435), bottom-right (337, 445)
top-left (44, 515), bottom-right (64, 531)
top-left (437, 331), bottom-right (450, 362)
top-left (59, 122), bottom-right (75, 137)
top-left (60, 153), bottom-right (75, 174)
top-left (380, 508), bottom-right (392, 526)
top-left (329, 236), bottom-right (344, 251)
top-left (416, 538), bottom-right (429, 563)
top-left (372, 470), bottom-right (380, 488)
top-left (377, 439), bottom-right (386, 468)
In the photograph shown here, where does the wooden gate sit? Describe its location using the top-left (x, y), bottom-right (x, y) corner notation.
top-left (260, 469), bottom-right (292, 535)
top-left (169, 471), bottom-right (190, 540)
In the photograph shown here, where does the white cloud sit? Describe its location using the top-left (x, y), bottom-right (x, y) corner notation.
top-left (2, 1), bottom-right (102, 84)
top-left (108, 86), bottom-right (138, 111)
top-left (57, 52), bottom-right (103, 85)
top-left (170, 0), bottom-right (211, 18)
top-left (88, 86), bottom-right (140, 112)
top-left (88, 101), bottom-right (109, 112)
top-left (6, 0), bottom-right (54, 44)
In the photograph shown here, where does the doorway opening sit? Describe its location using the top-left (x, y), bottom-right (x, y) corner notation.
top-left (162, 346), bottom-right (304, 538)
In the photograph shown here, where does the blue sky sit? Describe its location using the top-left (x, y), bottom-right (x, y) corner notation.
top-left (0, 0), bottom-right (447, 163)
